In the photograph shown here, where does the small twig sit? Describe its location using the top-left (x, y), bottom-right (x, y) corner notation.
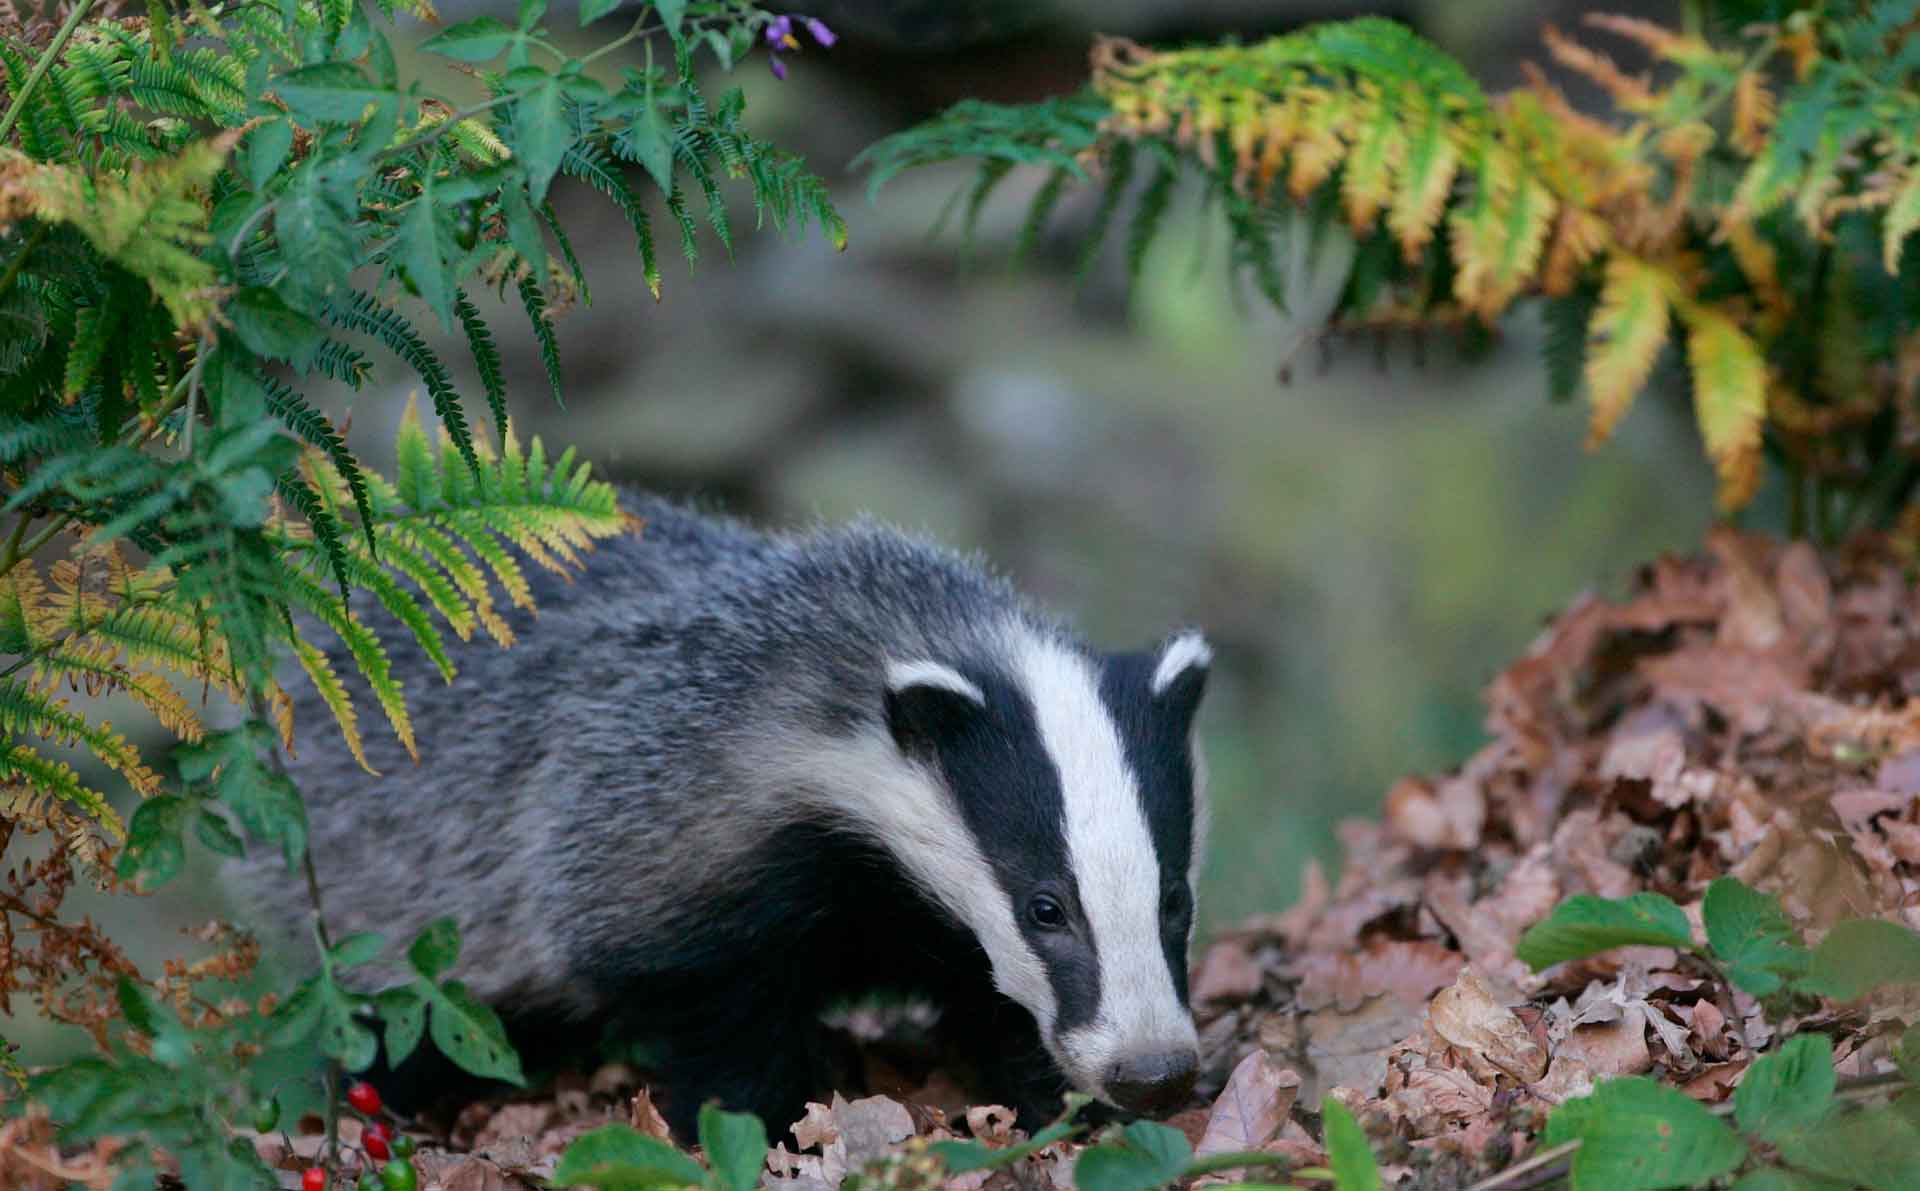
top-left (0, 0), bottom-right (97, 144)
top-left (1464, 1139), bottom-right (1581, 1191)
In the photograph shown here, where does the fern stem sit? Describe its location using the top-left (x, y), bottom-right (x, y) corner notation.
top-left (375, 93), bottom-right (516, 164)
top-left (0, 222), bottom-right (50, 298)
top-left (0, 0), bottom-right (96, 145)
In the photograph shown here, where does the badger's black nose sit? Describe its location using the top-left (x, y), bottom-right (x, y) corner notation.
top-left (1105, 1050), bottom-right (1198, 1117)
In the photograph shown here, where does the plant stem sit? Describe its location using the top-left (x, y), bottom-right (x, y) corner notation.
top-left (0, 223), bottom-right (50, 298)
top-left (1463, 1139), bottom-right (1580, 1191)
top-left (0, 0), bottom-right (97, 144)
top-left (375, 92), bottom-right (518, 164)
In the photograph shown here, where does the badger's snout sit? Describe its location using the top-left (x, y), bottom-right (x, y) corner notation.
top-left (1104, 1048), bottom-right (1198, 1117)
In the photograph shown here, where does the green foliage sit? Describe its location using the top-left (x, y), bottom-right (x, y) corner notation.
top-left (1319, 1096), bottom-right (1383, 1191)
top-left (1515, 875), bottom-right (1920, 1018)
top-left (860, 4), bottom-right (1920, 531)
top-left (1515, 892), bottom-right (1697, 968)
top-left (2, 0), bottom-right (841, 1179)
top-left (552, 1105), bottom-right (765, 1190)
top-left (1546, 1076), bottom-right (1749, 1191)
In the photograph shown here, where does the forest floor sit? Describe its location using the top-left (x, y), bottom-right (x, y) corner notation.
top-left (168, 530), bottom-right (1920, 1186)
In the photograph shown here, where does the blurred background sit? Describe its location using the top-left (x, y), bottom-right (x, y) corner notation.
top-left (19, 0), bottom-right (1725, 1060)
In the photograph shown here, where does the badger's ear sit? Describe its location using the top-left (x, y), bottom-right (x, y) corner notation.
top-left (1150, 630), bottom-right (1211, 726)
top-left (884, 660), bottom-right (986, 759)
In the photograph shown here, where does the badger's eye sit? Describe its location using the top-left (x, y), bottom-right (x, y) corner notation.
top-left (1027, 893), bottom-right (1068, 930)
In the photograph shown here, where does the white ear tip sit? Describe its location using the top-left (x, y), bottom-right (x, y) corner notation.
top-left (1151, 632), bottom-right (1211, 695)
top-left (885, 660), bottom-right (986, 705)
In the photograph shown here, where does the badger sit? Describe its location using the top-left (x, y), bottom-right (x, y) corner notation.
top-left (237, 493), bottom-right (1212, 1135)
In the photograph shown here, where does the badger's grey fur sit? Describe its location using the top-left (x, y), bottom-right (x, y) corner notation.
top-left (235, 492), bottom-right (1211, 1132)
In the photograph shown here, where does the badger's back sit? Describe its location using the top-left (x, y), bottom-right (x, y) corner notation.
top-left (232, 493), bottom-right (1047, 1012)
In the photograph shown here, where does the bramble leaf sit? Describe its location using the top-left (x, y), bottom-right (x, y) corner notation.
top-left (1516, 893), bottom-right (1695, 970)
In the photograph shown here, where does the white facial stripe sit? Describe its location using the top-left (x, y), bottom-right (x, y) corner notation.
top-left (1010, 627), bottom-right (1197, 1098)
top-left (1188, 730), bottom-right (1209, 898)
top-left (885, 659), bottom-right (985, 705)
top-left (774, 729), bottom-right (1056, 1031)
top-left (1151, 632), bottom-right (1211, 695)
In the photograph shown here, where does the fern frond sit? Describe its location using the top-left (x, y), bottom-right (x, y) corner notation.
top-left (1584, 255), bottom-right (1672, 446)
top-left (322, 290), bottom-right (481, 481)
top-left (454, 290), bottom-right (508, 438)
top-left (280, 567), bottom-right (416, 761)
top-left (0, 677), bottom-right (161, 797)
top-left (1681, 304), bottom-right (1767, 511)
top-left (516, 275), bottom-right (563, 408)
top-left (0, 744), bottom-right (122, 841)
top-left (262, 378), bottom-right (376, 554)
top-left (31, 642), bottom-right (204, 742)
top-left (289, 632), bottom-right (372, 773)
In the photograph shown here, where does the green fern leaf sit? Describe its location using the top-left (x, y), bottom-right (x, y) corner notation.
top-left (454, 290), bottom-right (509, 439)
top-left (516, 276), bottom-right (564, 410)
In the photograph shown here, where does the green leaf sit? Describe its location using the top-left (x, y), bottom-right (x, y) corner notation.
top-left (1730, 1170), bottom-right (1852, 1191)
top-left (425, 979), bottom-right (523, 1084)
top-left (1074, 1121), bottom-right (1191, 1191)
top-left (397, 184), bottom-right (456, 332)
top-left (376, 987), bottom-right (426, 1066)
top-left (1321, 1097), bottom-right (1382, 1191)
top-left (240, 120), bottom-right (294, 191)
top-left (1545, 1077), bottom-right (1747, 1191)
top-left (420, 16), bottom-right (518, 62)
top-left (117, 794), bottom-right (191, 888)
top-left (698, 1104), bottom-right (768, 1191)
top-left (1896, 1025), bottom-right (1920, 1083)
top-left (1703, 878), bottom-right (1810, 997)
top-left (514, 78), bottom-right (572, 206)
top-left (579, 0), bottom-right (622, 26)
top-left (408, 918), bottom-right (461, 980)
top-left (934, 1121), bottom-right (1079, 1173)
top-left (1734, 1033), bottom-right (1836, 1141)
top-left (227, 287), bottom-right (325, 369)
top-left (1800, 918), bottom-right (1920, 1000)
top-left (654, 0), bottom-right (685, 36)
top-left (1515, 893), bottom-right (1696, 971)
top-left (273, 62), bottom-right (392, 124)
top-left (622, 101), bottom-right (675, 194)
top-left (193, 811), bottom-right (244, 858)
top-left (551, 1124), bottom-right (707, 1189)
top-left (1773, 1103), bottom-right (1920, 1191)
top-left (330, 932), bottom-right (386, 969)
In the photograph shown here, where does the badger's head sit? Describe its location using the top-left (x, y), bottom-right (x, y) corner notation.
top-left (880, 627), bottom-right (1211, 1118)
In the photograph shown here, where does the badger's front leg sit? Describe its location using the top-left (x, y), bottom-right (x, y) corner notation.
top-left (649, 972), bottom-right (832, 1140)
top-left (935, 977), bottom-right (1075, 1131)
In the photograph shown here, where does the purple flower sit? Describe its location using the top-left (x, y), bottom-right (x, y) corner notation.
top-left (768, 53), bottom-right (788, 80)
top-left (764, 14), bottom-right (792, 45)
top-left (803, 16), bottom-right (836, 47)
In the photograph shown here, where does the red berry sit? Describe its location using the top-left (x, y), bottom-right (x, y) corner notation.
top-left (346, 1081), bottom-right (382, 1116)
top-left (364, 1121), bottom-right (392, 1162)
top-left (302, 1167), bottom-right (327, 1191)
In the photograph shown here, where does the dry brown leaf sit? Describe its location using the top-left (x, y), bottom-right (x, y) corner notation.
top-left (1553, 1004), bottom-right (1653, 1078)
top-left (630, 1088), bottom-right (673, 1143)
top-left (1428, 967), bottom-right (1548, 1082)
top-left (1195, 1049), bottom-right (1299, 1157)
top-left (437, 1156), bottom-right (513, 1191)
top-left (964, 1105), bottom-right (1016, 1146)
top-left (1302, 995), bottom-right (1429, 1099)
top-left (1385, 1065), bottom-right (1493, 1134)
top-left (1297, 940), bottom-right (1464, 1013)
top-left (835, 1095), bottom-right (914, 1166)
top-left (1191, 939), bottom-right (1264, 1004)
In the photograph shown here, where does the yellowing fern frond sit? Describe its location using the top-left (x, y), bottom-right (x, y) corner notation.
top-left (0, 744), bottom-right (123, 843)
top-left (1585, 255), bottom-right (1673, 446)
top-left (0, 679), bottom-right (160, 798)
top-left (1681, 305), bottom-right (1767, 511)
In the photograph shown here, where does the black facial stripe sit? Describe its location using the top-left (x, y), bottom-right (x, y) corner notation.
top-left (919, 666), bottom-right (1101, 1032)
top-left (1099, 652), bottom-right (1197, 1004)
